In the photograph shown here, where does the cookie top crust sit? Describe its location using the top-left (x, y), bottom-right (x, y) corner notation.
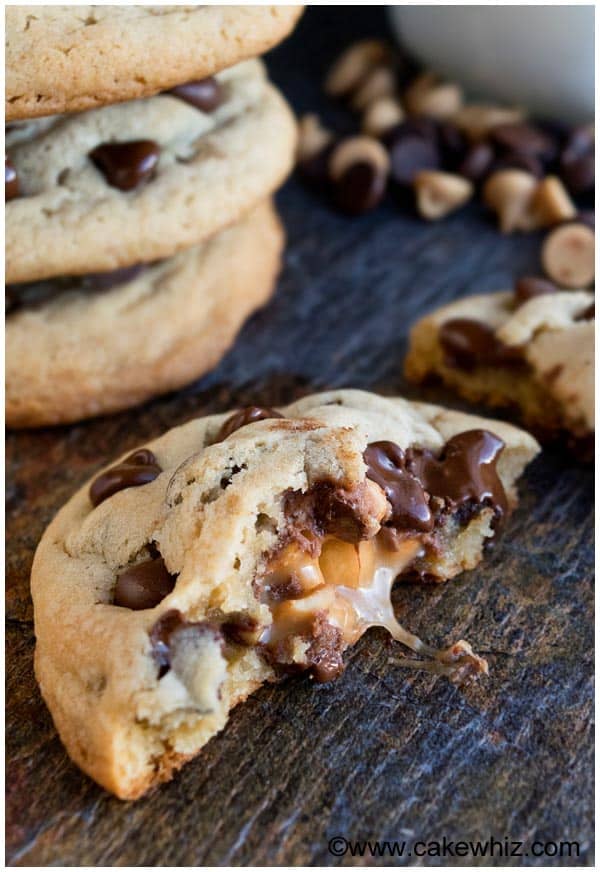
top-left (6, 5), bottom-right (303, 120)
top-left (31, 389), bottom-right (539, 797)
top-left (418, 290), bottom-right (594, 432)
top-left (6, 60), bottom-right (296, 283)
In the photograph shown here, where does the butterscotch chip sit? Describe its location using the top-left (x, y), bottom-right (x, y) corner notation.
top-left (531, 176), bottom-right (577, 227)
top-left (362, 96), bottom-right (405, 137)
top-left (32, 389), bottom-right (538, 798)
top-left (404, 72), bottom-right (463, 120)
top-left (482, 169), bottom-right (540, 233)
top-left (324, 39), bottom-right (390, 97)
top-left (352, 66), bottom-right (397, 111)
top-left (453, 104), bottom-right (526, 141)
top-left (297, 113), bottom-right (334, 163)
top-left (541, 222), bottom-right (595, 288)
top-left (414, 170), bottom-right (474, 220)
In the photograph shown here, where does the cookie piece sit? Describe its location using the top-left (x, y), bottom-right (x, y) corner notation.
top-left (7, 200), bottom-right (283, 427)
top-left (31, 389), bottom-right (539, 798)
top-left (6, 5), bottom-right (303, 120)
top-left (6, 60), bottom-right (296, 283)
top-left (405, 289), bottom-right (594, 448)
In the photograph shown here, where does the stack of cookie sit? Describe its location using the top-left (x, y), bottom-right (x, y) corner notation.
top-left (5, 5), bottom-right (302, 427)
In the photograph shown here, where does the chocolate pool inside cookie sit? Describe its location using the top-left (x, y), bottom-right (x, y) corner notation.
top-left (439, 318), bottom-right (526, 369)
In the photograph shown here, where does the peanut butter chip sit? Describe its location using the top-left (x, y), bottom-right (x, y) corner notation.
top-left (414, 170), bottom-right (473, 220)
top-left (361, 96), bottom-right (404, 138)
top-left (324, 39), bottom-right (390, 97)
top-left (531, 176), bottom-right (576, 227)
top-left (541, 222), bottom-right (595, 288)
top-left (482, 169), bottom-right (540, 233)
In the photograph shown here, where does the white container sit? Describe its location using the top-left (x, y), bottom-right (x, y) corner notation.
top-left (389, 5), bottom-right (594, 122)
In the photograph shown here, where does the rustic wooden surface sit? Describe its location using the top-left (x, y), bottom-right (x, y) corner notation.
top-left (6, 9), bottom-right (594, 866)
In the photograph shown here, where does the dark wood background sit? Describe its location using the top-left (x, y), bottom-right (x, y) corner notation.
top-left (6, 8), bottom-right (593, 866)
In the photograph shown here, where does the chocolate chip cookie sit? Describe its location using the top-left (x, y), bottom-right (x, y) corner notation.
top-left (31, 389), bottom-right (539, 798)
top-left (6, 5), bottom-right (303, 120)
top-left (6, 59), bottom-right (296, 283)
top-left (405, 287), bottom-right (594, 450)
top-left (7, 200), bottom-right (284, 427)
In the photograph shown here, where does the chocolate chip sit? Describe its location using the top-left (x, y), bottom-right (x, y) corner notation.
top-left (364, 441), bottom-right (433, 532)
top-left (89, 448), bottom-right (162, 507)
top-left (221, 613), bottom-right (260, 646)
top-left (560, 153), bottom-right (595, 196)
top-left (514, 276), bottom-right (559, 306)
top-left (491, 123), bottom-right (557, 162)
top-left (437, 121), bottom-right (467, 170)
top-left (89, 140), bottom-right (160, 191)
top-left (439, 318), bottom-right (525, 369)
top-left (458, 142), bottom-right (495, 183)
top-left (5, 157), bottom-right (18, 201)
top-left (492, 151), bottom-right (544, 178)
top-left (149, 610), bottom-right (223, 679)
top-left (5, 263), bottom-right (147, 316)
top-left (168, 77), bottom-right (224, 112)
top-left (560, 126), bottom-right (595, 196)
top-left (387, 123), bottom-right (440, 186)
top-left (298, 142), bottom-right (336, 190)
top-left (408, 430), bottom-right (508, 520)
top-left (333, 160), bottom-right (387, 214)
top-left (576, 303), bottom-right (595, 322)
top-left (150, 610), bottom-right (186, 677)
top-left (216, 406), bottom-right (283, 442)
top-left (114, 556), bottom-right (177, 610)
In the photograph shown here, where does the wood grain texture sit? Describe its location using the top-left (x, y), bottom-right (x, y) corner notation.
top-left (6, 8), bottom-right (593, 866)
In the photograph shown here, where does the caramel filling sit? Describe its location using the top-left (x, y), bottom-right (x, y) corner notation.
top-left (258, 533), bottom-right (487, 684)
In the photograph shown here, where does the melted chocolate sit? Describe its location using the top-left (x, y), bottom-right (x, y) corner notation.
top-left (89, 140), bottom-right (160, 191)
top-left (89, 448), bottom-right (162, 507)
top-left (576, 303), bottom-right (595, 322)
top-left (514, 276), bottom-right (559, 306)
top-left (364, 430), bottom-right (507, 530)
top-left (150, 610), bottom-right (186, 677)
top-left (408, 429), bottom-right (508, 520)
top-left (5, 157), bottom-right (18, 201)
top-left (216, 406), bottom-right (283, 442)
top-left (6, 263), bottom-right (146, 315)
top-left (169, 77), bottom-right (224, 112)
top-left (439, 318), bottom-right (525, 369)
top-left (305, 614), bottom-right (345, 682)
top-left (363, 441), bottom-right (432, 532)
top-left (114, 556), bottom-right (177, 610)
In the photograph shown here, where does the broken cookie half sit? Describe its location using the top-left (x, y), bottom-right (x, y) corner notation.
top-left (405, 288), bottom-right (594, 455)
top-left (31, 390), bottom-right (539, 798)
